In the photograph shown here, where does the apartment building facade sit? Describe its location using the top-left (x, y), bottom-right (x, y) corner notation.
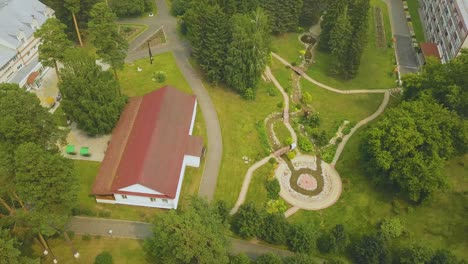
top-left (0, 0), bottom-right (54, 88)
top-left (420, 0), bottom-right (468, 63)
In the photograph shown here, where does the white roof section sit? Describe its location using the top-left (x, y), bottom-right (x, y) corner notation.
top-left (0, 0), bottom-right (52, 65)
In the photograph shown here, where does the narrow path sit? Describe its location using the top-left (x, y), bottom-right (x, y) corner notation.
top-left (271, 52), bottom-right (398, 94)
top-left (284, 206), bottom-right (300, 218)
top-left (230, 155), bottom-right (274, 215)
top-left (123, 0), bottom-right (223, 201)
top-left (66, 216), bottom-right (293, 259)
top-left (332, 92), bottom-right (390, 165)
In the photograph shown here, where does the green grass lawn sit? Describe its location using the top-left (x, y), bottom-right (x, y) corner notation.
top-left (306, 0), bottom-right (396, 90)
top-left (245, 162), bottom-right (275, 206)
top-left (52, 105), bottom-right (68, 127)
top-left (270, 57), bottom-right (294, 95)
top-left (210, 81), bottom-right (278, 207)
top-left (274, 121), bottom-right (292, 146)
top-left (34, 235), bottom-right (147, 264)
top-left (271, 32), bottom-right (304, 64)
top-left (299, 79), bottom-right (383, 135)
top-left (407, 0), bottom-right (426, 42)
top-left (289, 126), bottom-right (468, 260)
top-left (120, 52), bottom-right (192, 96)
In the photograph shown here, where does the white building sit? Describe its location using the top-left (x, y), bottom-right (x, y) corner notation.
top-left (421, 0), bottom-right (468, 63)
top-left (92, 86), bottom-right (204, 209)
top-left (0, 0), bottom-right (54, 88)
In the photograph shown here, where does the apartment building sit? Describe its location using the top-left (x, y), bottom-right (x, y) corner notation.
top-left (0, 0), bottom-right (54, 88)
top-left (420, 0), bottom-right (468, 63)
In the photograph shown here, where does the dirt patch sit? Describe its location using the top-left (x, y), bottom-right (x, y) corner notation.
top-left (374, 7), bottom-right (386, 48)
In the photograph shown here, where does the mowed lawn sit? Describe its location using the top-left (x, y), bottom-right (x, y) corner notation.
top-left (290, 128), bottom-right (468, 260)
top-left (72, 51), bottom-right (206, 221)
top-left (299, 79), bottom-right (383, 134)
top-left (210, 81), bottom-right (278, 207)
top-left (34, 235), bottom-right (148, 264)
top-left (119, 52), bottom-right (192, 96)
top-left (271, 32), bottom-right (304, 64)
top-left (407, 0), bottom-right (426, 42)
top-left (306, 0), bottom-right (396, 90)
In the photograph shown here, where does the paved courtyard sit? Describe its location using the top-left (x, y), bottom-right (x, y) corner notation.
top-left (62, 123), bottom-right (111, 162)
top-left (31, 68), bottom-right (59, 108)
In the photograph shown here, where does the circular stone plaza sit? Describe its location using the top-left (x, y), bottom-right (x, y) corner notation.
top-left (275, 155), bottom-right (342, 210)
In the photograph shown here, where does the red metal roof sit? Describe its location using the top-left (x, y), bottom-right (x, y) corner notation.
top-left (420, 43), bottom-right (441, 61)
top-left (27, 71), bottom-right (39, 85)
top-left (92, 86), bottom-right (203, 198)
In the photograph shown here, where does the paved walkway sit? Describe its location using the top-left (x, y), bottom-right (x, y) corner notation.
top-left (384, 0), bottom-right (420, 74)
top-left (123, 0), bottom-right (223, 201)
top-left (66, 216), bottom-right (293, 259)
top-left (332, 92), bottom-right (390, 165)
top-left (230, 155), bottom-right (275, 215)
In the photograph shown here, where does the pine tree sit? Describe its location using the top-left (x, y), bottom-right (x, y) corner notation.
top-left (318, 0), bottom-right (346, 51)
top-left (328, 5), bottom-right (351, 76)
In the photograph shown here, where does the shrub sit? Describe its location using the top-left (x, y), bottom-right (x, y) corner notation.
top-left (380, 217), bottom-right (404, 239)
top-left (259, 213), bottom-right (289, 245)
top-left (67, 231), bottom-right (75, 240)
top-left (267, 85), bottom-right (278, 96)
top-left (232, 203), bottom-right (264, 239)
top-left (286, 151), bottom-right (296, 160)
top-left (256, 253), bottom-right (283, 264)
top-left (321, 145), bottom-right (337, 163)
top-left (317, 233), bottom-right (335, 253)
top-left (287, 223), bottom-right (318, 253)
top-left (242, 88), bottom-right (255, 100)
top-left (268, 157), bottom-right (277, 164)
top-left (298, 135), bottom-right (313, 152)
top-left (82, 234), bottom-right (92, 241)
top-left (342, 122), bottom-right (355, 135)
top-left (277, 101), bottom-right (284, 109)
top-left (302, 112), bottom-right (320, 128)
top-left (312, 130), bottom-right (329, 147)
top-left (335, 137), bottom-right (342, 144)
top-left (153, 71), bottom-right (167, 83)
top-left (95, 251), bottom-right (113, 264)
top-left (284, 137), bottom-right (293, 145)
top-left (265, 178), bottom-right (280, 200)
top-left (301, 92), bottom-right (313, 104)
top-left (265, 199), bottom-right (288, 214)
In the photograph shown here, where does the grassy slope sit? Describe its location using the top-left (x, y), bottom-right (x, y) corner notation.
top-left (271, 32), bottom-right (304, 64)
top-left (245, 162), bottom-right (275, 206)
top-left (74, 52), bottom-right (206, 221)
top-left (407, 0), bottom-right (426, 42)
top-left (35, 235), bottom-right (147, 264)
top-left (306, 0), bottom-right (395, 90)
top-left (211, 81), bottom-right (278, 207)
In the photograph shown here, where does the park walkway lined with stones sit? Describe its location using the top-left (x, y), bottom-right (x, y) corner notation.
top-left (231, 52), bottom-right (397, 218)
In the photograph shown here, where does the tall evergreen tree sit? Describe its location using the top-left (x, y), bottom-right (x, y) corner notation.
top-left (300, 0), bottom-right (327, 27)
top-left (59, 49), bottom-right (128, 136)
top-left (318, 0), bottom-right (346, 52)
top-left (34, 18), bottom-right (73, 81)
top-left (64, 0), bottom-right (84, 47)
top-left (261, 0), bottom-right (303, 34)
top-left (328, 5), bottom-right (351, 76)
top-left (224, 8), bottom-right (270, 97)
top-left (88, 2), bottom-right (129, 82)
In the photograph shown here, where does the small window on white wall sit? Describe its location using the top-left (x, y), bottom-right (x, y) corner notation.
top-left (162, 199), bottom-right (168, 203)
top-left (121, 195), bottom-right (127, 199)
top-left (150, 198), bottom-right (156, 202)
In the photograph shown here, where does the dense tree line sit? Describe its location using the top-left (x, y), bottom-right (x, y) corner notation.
top-left (0, 83), bottom-right (78, 261)
top-left (362, 51), bottom-right (468, 202)
top-left (176, 0), bottom-right (327, 98)
top-left (110, 0), bottom-right (153, 17)
top-left (319, 0), bottom-right (370, 79)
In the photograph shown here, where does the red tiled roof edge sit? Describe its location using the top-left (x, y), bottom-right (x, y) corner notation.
top-left (91, 97), bottom-right (143, 195)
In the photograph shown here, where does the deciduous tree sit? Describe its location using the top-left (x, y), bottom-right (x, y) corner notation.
top-left (144, 198), bottom-right (229, 264)
top-left (232, 202), bottom-right (264, 239)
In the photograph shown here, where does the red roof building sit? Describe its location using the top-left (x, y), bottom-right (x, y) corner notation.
top-left (420, 43), bottom-right (441, 63)
top-left (92, 86), bottom-right (203, 209)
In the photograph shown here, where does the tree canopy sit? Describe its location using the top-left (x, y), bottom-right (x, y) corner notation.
top-left (402, 49), bottom-right (468, 118)
top-left (231, 202), bottom-right (265, 239)
top-left (59, 49), bottom-right (127, 136)
top-left (110, 0), bottom-right (153, 17)
top-left (145, 198), bottom-right (229, 264)
top-left (34, 18), bottom-right (73, 79)
top-left (362, 99), bottom-right (466, 201)
top-left (88, 2), bottom-right (129, 76)
top-left (0, 83), bottom-right (64, 150)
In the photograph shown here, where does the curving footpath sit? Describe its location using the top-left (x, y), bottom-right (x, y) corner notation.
top-left (124, 0), bottom-right (222, 201)
top-left (231, 53), bottom-right (396, 217)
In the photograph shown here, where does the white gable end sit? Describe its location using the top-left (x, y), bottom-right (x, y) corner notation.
top-left (118, 184), bottom-right (163, 195)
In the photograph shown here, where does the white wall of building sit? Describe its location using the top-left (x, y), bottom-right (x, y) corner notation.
top-left (189, 100), bottom-right (198, 135)
top-left (114, 193), bottom-right (175, 209)
top-left (118, 184), bottom-right (164, 195)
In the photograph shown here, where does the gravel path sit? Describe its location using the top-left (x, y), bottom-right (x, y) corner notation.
top-left (123, 0), bottom-right (222, 201)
